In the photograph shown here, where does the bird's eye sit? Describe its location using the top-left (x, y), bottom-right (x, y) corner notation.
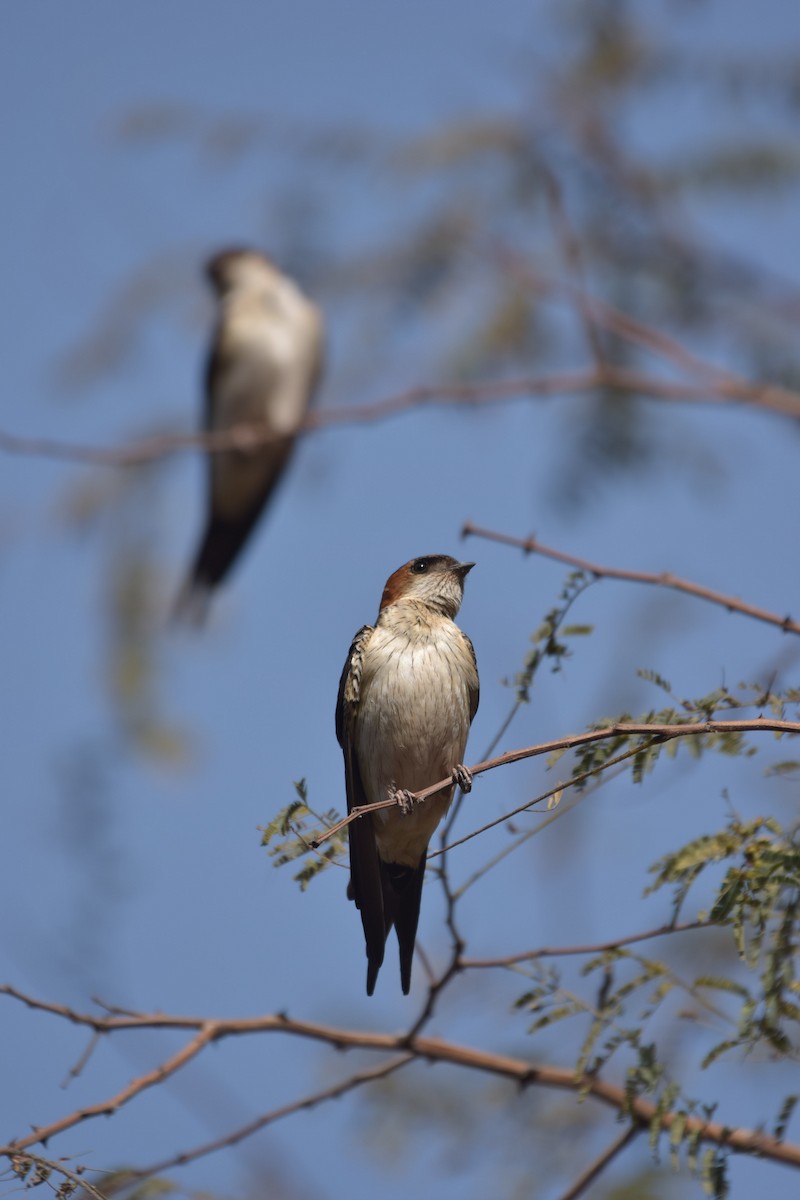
top-left (410, 559), bottom-right (429, 575)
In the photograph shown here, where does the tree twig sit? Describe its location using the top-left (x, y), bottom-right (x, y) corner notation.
top-left (556, 1124), bottom-right (639, 1200)
top-left (2, 359), bottom-right (799, 472)
top-left (461, 919), bottom-right (715, 970)
top-left (2, 1018), bottom-right (217, 1154)
top-left (311, 717), bottom-right (800, 848)
top-left (125, 1054), bottom-right (412, 1184)
top-left (3, 990), bottom-right (800, 1172)
top-left (5, 1151), bottom-right (110, 1200)
top-left (462, 521), bottom-right (800, 636)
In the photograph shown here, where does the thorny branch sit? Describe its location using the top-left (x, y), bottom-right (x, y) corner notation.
top-left (310, 717), bottom-right (800, 847)
top-left (462, 521), bottom-right (800, 637)
top-left (2, 985), bottom-right (800, 1178)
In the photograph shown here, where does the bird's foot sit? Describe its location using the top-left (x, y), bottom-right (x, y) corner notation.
top-left (452, 764), bottom-right (473, 794)
top-left (393, 787), bottom-right (418, 815)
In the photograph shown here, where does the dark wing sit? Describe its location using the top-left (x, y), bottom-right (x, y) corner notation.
top-left (463, 632), bottom-right (480, 723)
top-left (336, 625), bottom-right (387, 995)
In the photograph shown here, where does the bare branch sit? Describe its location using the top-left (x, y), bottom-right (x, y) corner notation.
top-left (311, 718), bottom-right (800, 847)
top-left (556, 1124), bottom-right (639, 1200)
top-left (440, 735), bottom-right (653, 866)
top-left (462, 521), bottom-right (800, 637)
top-left (2, 358), bottom-right (799, 473)
top-left (2, 1015), bottom-right (217, 1154)
top-left (461, 920), bottom-right (715, 970)
top-left (497, 249), bottom-right (800, 415)
top-left (60, 1030), bottom-right (102, 1089)
top-left (3, 990), bottom-right (800, 1172)
top-left (128, 1054), bottom-right (412, 1183)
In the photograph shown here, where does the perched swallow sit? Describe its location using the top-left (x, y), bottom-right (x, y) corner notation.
top-left (175, 248), bottom-right (323, 622)
top-left (336, 555), bottom-right (479, 995)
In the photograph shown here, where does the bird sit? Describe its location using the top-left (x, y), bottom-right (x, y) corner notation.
top-left (336, 555), bottom-right (479, 995)
top-left (174, 247), bottom-right (324, 622)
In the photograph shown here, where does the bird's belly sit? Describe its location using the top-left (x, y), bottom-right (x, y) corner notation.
top-left (355, 636), bottom-right (472, 865)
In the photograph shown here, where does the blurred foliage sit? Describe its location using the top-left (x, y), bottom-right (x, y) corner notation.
top-left (510, 808), bottom-right (800, 1199)
top-left (260, 778), bottom-right (347, 890)
top-left (53, 0), bottom-right (800, 771)
top-left (60, 458), bottom-right (190, 768)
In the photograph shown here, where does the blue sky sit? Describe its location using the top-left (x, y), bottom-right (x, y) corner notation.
top-left (2, 3), bottom-right (799, 1198)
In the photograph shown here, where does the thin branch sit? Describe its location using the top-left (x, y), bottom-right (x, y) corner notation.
top-left (498, 249), bottom-right (800, 416)
top-left (541, 167), bottom-right (608, 367)
top-left (3, 1019), bottom-right (217, 1154)
top-left (3, 991), bottom-right (800, 1171)
top-left (557, 1124), bottom-right (639, 1200)
top-left (127, 1054), bottom-right (412, 1183)
top-left (442, 735), bottom-right (653, 871)
top-left (6, 1151), bottom-right (109, 1200)
top-left (60, 1031), bottom-right (102, 1089)
top-left (311, 717), bottom-right (800, 847)
top-left (1, 359), bottom-right (799, 471)
top-left (461, 920), bottom-right (715, 970)
top-left (463, 521), bottom-right (800, 636)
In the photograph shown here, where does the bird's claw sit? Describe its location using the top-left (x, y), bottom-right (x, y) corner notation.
top-left (452, 764), bottom-right (473, 794)
top-left (394, 788), bottom-right (418, 815)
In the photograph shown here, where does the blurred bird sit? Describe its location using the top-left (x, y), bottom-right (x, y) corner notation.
top-left (336, 555), bottom-right (479, 995)
top-left (174, 248), bottom-right (323, 622)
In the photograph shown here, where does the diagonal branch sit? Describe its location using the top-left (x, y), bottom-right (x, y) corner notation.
top-left (311, 718), bottom-right (800, 848)
top-left (2, 990), bottom-right (800, 1172)
top-left (126, 1053), bottom-right (412, 1184)
top-left (439, 733), bottom-right (658, 867)
top-left (3, 1020), bottom-right (217, 1154)
top-left (6, 1151), bottom-right (109, 1200)
top-left (1, 358), bottom-right (799, 473)
top-left (462, 521), bottom-right (800, 636)
top-left (496, 248), bottom-right (800, 414)
top-left (461, 919), bottom-right (715, 970)
top-left (556, 1124), bottom-right (640, 1200)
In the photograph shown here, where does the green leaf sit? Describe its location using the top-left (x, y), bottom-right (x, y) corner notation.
top-left (774, 1094), bottom-right (799, 1141)
top-left (637, 668), bottom-right (673, 694)
top-left (694, 976), bottom-right (751, 998)
top-left (766, 760), bottom-right (800, 777)
top-left (669, 1111), bottom-right (688, 1171)
top-left (700, 1038), bottom-right (744, 1069)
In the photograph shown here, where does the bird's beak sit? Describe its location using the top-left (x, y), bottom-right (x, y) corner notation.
top-left (456, 561), bottom-right (475, 578)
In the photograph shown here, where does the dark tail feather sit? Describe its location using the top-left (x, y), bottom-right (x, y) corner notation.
top-left (349, 817), bottom-right (427, 995)
top-left (366, 944), bottom-right (383, 997)
top-left (172, 510), bottom-right (264, 625)
top-left (347, 810), bottom-right (388, 996)
top-left (381, 855), bottom-right (427, 995)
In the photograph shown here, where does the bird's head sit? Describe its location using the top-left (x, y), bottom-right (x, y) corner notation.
top-left (205, 247), bottom-right (281, 296)
top-left (379, 555), bottom-right (474, 620)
